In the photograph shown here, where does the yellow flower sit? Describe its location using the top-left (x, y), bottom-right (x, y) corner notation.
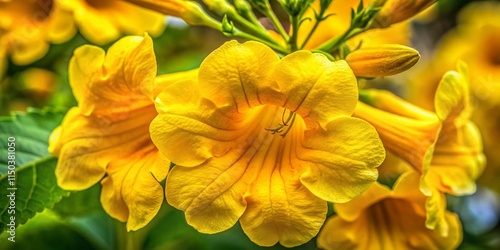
top-left (49, 34), bottom-right (171, 231)
top-left (151, 41), bottom-right (385, 247)
top-left (57, 0), bottom-right (165, 45)
top-left (299, 0), bottom-right (411, 50)
top-left (19, 68), bottom-right (56, 103)
top-left (356, 65), bottom-right (485, 236)
top-left (317, 172), bottom-right (462, 250)
top-left (407, 1), bottom-right (500, 193)
top-left (0, 0), bottom-right (76, 65)
top-left (422, 66), bottom-right (486, 234)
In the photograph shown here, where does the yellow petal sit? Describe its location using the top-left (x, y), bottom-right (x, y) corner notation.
top-left (334, 181), bottom-right (392, 222)
top-left (198, 40), bottom-right (281, 111)
top-left (239, 122), bottom-right (327, 247)
top-left (299, 117), bottom-right (385, 203)
top-left (354, 101), bottom-right (440, 173)
top-left (424, 122), bottom-right (486, 196)
top-left (164, 114), bottom-right (263, 232)
top-left (59, 0), bottom-right (165, 45)
top-left (276, 51), bottom-right (358, 128)
top-left (50, 108), bottom-right (106, 188)
top-left (151, 78), bottom-right (243, 167)
top-left (51, 105), bottom-right (159, 190)
top-left (319, 172), bottom-right (462, 250)
top-left (73, 7), bottom-right (120, 45)
top-left (112, 2), bottom-right (165, 38)
top-left (434, 69), bottom-right (472, 128)
top-left (151, 69), bottom-right (199, 100)
top-left (8, 28), bottom-right (49, 65)
top-left (101, 146), bottom-right (165, 231)
top-left (69, 34), bottom-right (156, 116)
top-left (422, 181), bottom-right (450, 237)
top-left (47, 2), bottom-right (77, 43)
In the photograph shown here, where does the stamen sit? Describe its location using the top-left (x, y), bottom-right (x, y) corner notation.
top-left (265, 109), bottom-right (297, 137)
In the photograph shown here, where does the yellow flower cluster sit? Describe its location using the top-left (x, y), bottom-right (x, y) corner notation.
top-left (0, 0), bottom-right (165, 76)
top-left (30, 0), bottom-right (489, 248)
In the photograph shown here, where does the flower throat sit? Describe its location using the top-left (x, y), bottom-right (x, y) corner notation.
top-left (265, 108), bottom-right (297, 138)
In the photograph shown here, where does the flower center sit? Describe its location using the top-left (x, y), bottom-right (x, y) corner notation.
top-left (265, 108), bottom-right (297, 138)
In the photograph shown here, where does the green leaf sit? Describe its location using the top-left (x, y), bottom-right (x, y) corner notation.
top-left (0, 108), bottom-right (69, 233)
top-left (0, 210), bottom-right (103, 250)
top-left (52, 183), bottom-right (104, 218)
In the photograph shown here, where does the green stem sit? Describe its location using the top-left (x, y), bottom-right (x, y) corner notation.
top-left (265, 9), bottom-right (289, 42)
top-left (228, 10), bottom-right (281, 46)
top-left (233, 30), bottom-right (288, 54)
top-left (299, 17), bottom-right (320, 49)
top-left (245, 12), bottom-right (267, 31)
top-left (116, 223), bottom-right (143, 250)
top-left (300, 7), bottom-right (333, 50)
top-left (288, 15), bottom-right (300, 52)
top-left (314, 27), bottom-right (364, 53)
top-left (311, 49), bottom-right (335, 61)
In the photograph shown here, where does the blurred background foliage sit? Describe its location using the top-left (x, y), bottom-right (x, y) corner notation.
top-left (1, 0), bottom-right (499, 249)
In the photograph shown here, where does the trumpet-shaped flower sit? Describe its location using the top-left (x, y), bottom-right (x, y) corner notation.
top-left (49, 34), bottom-right (173, 231)
top-left (317, 172), bottom-right (462, 250)
top-left (0, 0), bottom-right (76, 65)
top-left (407, 1), bottom-right (500, 193)
top-left (356, 65), bottom-right (485, 236)
top-left (422, 66), bottom-right (486, 234)
top-left (151, 41), bottom-right (385, 247)
top-left (354, 91), bottom-right (441, 174)
top-left (57, 0), bottom-right (165, 45)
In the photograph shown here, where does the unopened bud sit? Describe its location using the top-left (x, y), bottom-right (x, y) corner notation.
top-left (221, 15), bottom-right (235, 35)
top-left (203, 0), bottom-right (236, 15)
top-left (125, 0), bottom-right (221, 30)
top-left (346, 44), bottom-right (420, 78)
top-left (370, 0), bottom-right (436, 28)
top-left (234, 0), bottom-right (253, 13)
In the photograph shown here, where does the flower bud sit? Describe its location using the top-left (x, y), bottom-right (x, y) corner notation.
top-left (125, 0), bottom-right (221, 30)
top-left (346, 44), bottom-right (420, 78)
top-left (221, 15), bottom-right (235, 35)
top-left (370, 0), bottom-right (436, 28)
